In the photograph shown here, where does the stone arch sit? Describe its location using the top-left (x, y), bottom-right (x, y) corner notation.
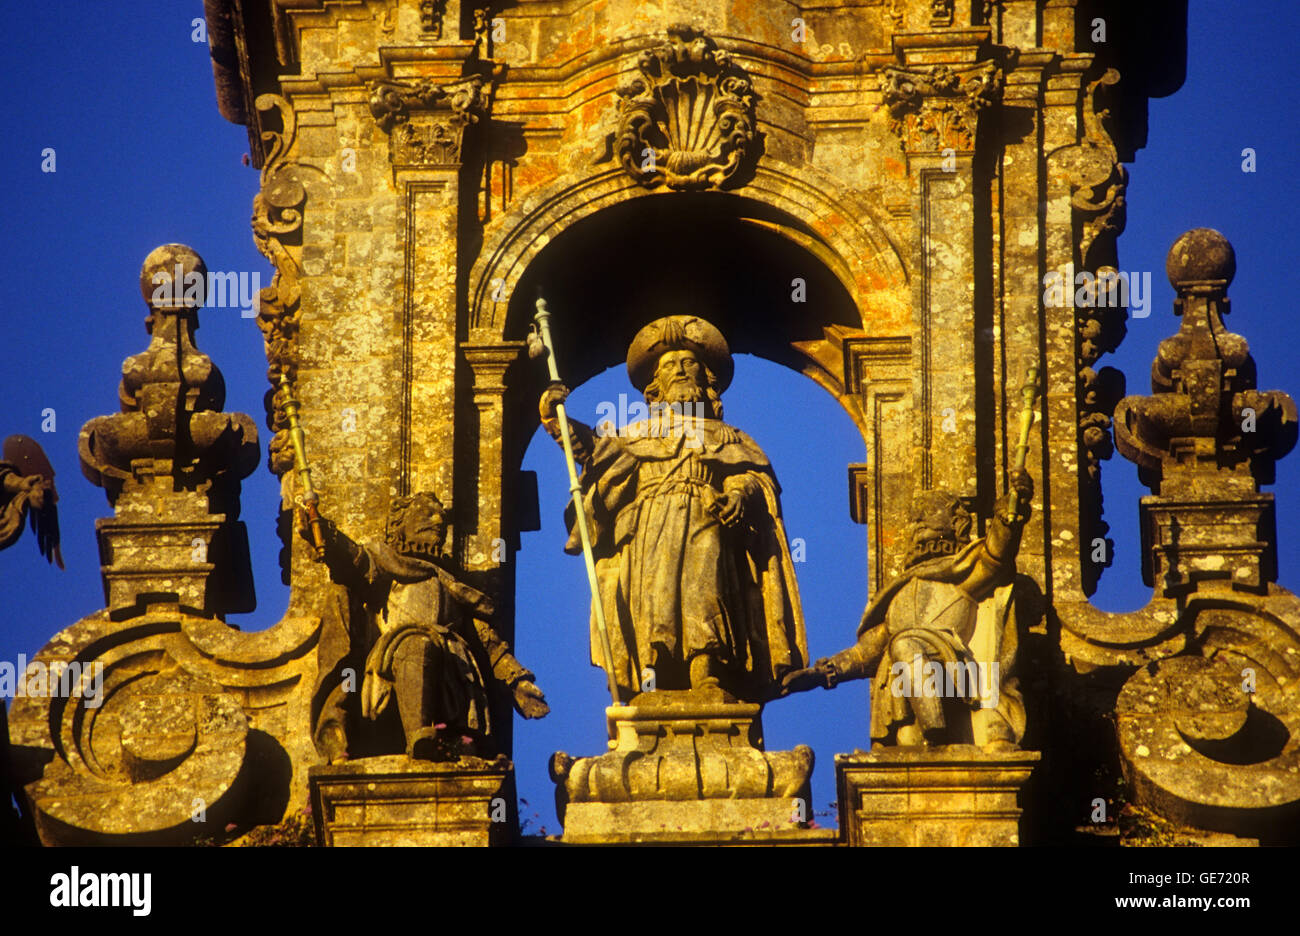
top-left (456, 161), bottom-right (918, 610)
top-left (467, 159), bottom-right (910, 343)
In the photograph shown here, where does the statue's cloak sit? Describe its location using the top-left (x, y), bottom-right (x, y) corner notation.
top-left (564, 416), bottom-right (807, 700)
top-left (311, 543), bottom-right (503, 757)
top-left (856, 541), bottom-right (1025, 744)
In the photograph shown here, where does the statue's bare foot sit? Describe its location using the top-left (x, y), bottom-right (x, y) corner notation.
top-left (982, 738), bottom-right (1018, 754)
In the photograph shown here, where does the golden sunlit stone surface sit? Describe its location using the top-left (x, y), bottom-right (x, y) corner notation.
top-left (7, 1), bottom-right (1299, 847)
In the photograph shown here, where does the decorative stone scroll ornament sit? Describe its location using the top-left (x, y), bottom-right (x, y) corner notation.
top-left (881, 62), bottom-right (1002, 155)
top-left (1106, 230), bottom-right (1300, 838)
top-left (251, 94), bottom-right (309, 478)
top-left (11, 246), bottom-right (321, 845)
top-left (369, 75), bottom-right (488, 170)
top-left (1054, 69), bottom-right (1127, 269)
top-left (1045, 70), bottom-right (1129, 590)
top-left (615, 25), bottom-right (759, 190)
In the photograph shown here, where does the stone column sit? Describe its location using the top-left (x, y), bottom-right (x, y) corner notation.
top-left (370, 77), bottom-right (490, 502)
top-left (882, 56), bottom-right (1003, 503)
top-left (457, 342), bottom-right (526, 575)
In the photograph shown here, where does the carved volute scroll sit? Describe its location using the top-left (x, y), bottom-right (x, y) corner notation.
top-left (251, 94), bottom-right (309, 479)
top-left (1046, 69), bottom-right (1131, 592)
top-left (615, 25), bottom-right (759, 190)
top-left (1056, 69), bottom-right (1128, 269)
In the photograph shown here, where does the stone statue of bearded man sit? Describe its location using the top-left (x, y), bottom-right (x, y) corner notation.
top-left (781, 472), bottom-right (1033, 751)
top-left (540, 315), bottom-right (808, 703)
top-left (307, 492), bottom-right (548, 762)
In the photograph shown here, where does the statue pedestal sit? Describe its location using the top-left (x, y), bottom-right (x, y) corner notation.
top-left (551, 690), bottom-right (831, 845)
top-left (836, 746), bottom-right (1040, 846)
top-left (309, 755), bottom-right (514, 846)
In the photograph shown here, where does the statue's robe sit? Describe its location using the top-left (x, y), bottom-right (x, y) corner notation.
top-left (312, 540), bottom-right (530, 758)
top-left (565, 415), bottom-right (807, 701)
top-left (856, 537), bottom-right (1025, 746)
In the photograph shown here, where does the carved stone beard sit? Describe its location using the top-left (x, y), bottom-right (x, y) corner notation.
top-left (905, 534), bottom-right (957, 568)
top-left (387, 522), bottom-right (447, 559)
top-left (644, 367), bottom-right (724, 419)
top-left (661, 380), bottom-right (704, 406)
top-left (393, 532), bottom-right (444, 559)
top-left (903, 522), bottom-right (965, 568)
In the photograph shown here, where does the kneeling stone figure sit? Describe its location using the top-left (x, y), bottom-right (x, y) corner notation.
top-left (306, 492), bottom-right (548, 762)
top-left (782, 470), bottom-right (1033, 751)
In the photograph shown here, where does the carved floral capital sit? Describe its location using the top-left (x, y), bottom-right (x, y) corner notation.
top-left (881, 62), bottom-right (1002, 155)
top-left (369, 76), bottom-right (489, 169)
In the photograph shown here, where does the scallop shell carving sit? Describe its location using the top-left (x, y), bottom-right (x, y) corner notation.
top-left (615, 25), bottom-right (759, 190)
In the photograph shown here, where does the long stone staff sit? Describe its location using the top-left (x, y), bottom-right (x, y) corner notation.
top-left (1005, 365), bottom-right (1041, 523)
top-left (529, 298), bottom-right (622, 709)
top-left (280, 372), bottom-right (327, 562)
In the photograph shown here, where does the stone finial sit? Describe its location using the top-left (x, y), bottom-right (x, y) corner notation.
top-left (78, 245), bottom-right (259, 616)
top-left (1113, 229), bottom-right (1297, 592)
top-left (1114, 229), bottom-right (1296, 496)
top-left (1165, 226), bottom-right (1236, 291)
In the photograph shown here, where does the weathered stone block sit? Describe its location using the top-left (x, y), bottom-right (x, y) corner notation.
top-left (551, 690), bottom-right (820, 844)
top-left (309, 755), bottom-right (515, 847)
top-left (836, 746), bottom-right (1039, 846)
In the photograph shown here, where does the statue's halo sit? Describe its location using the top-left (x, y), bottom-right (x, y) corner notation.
top-left (626, 315), bottom-right (733, 392)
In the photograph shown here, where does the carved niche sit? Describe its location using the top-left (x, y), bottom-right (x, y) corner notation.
top-left (615, 25), bottom-right (759, 190)
top-left (419, 0), bottom-right (446, 38)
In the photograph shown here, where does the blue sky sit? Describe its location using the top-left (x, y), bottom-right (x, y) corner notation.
top-left (3, 2), bottom-right (1299, 833)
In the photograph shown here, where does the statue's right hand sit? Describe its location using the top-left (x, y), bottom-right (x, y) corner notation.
top-left (539, 382), bottom-right (570, 423)
top-left (295, 507), bottom-right (313, 542)
top-left (780, 664), bottom-right (833, 696)
top-left (296, 509), bottom-right (334, 547)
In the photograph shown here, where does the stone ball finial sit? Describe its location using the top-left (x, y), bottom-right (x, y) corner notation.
top-left (140, 243), bottom-right (208, 310)
top-left (1166, 228), bottom-right (1235, 291)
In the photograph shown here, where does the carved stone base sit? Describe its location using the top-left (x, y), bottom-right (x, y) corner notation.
top-left (309, 755), bottom-right (514, 846)
top-left (551, 690), bottom-right (828, 844)
top-left (835, 746), bottom-right (1040, 846)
